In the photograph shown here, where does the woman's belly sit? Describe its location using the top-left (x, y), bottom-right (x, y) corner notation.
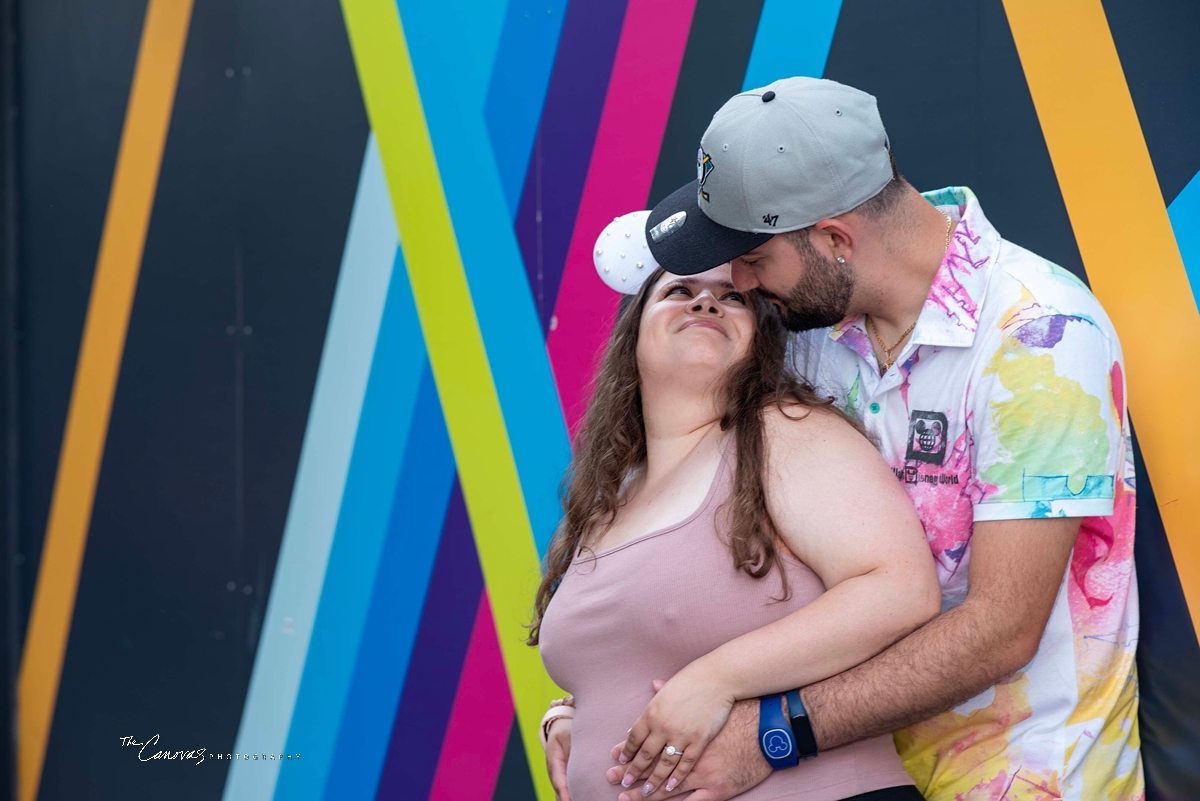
top-left (567, 684), bottom-right (657, 801)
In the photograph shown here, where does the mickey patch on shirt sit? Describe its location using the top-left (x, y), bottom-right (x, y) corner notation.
top-left (906, 411), bottom-right (949, 465)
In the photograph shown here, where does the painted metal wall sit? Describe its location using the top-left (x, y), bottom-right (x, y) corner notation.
top-left (10, 1), bottom-right (1200, 800)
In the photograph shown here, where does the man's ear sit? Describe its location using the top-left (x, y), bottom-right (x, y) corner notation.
top-left (813, 218), bottom-right (855, 262)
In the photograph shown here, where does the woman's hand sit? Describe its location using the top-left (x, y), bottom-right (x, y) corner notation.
top-left (546, 716), bottom-right (573, 801)
top-left (615, 661), bottom-right (735, 796)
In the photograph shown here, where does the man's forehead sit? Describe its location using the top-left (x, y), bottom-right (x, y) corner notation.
top-left (742, 237), bottom-right (784, 258)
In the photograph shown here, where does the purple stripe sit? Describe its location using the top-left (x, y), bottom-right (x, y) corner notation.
top-left (514, 0), bottom-right (630, 333)
top-left (375, 479), bottom-right (482, 800)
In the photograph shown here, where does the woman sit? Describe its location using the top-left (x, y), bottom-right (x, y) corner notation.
top-left (532, 262), bottom-right (939, 801)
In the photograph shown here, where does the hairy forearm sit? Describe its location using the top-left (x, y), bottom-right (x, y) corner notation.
top-left (704, 571), bottom-right (936, 700)
top-left (799, 598), bottom-right (1031, 750)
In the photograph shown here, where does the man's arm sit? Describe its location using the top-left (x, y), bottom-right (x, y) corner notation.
top-left (634, 516), bottom-right (1080, 801)
top-left (800, 516), bottom-right (1079, 749)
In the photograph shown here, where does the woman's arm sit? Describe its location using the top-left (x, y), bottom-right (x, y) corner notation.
top-left (703, 404), bottom-right (941, 696)
top-left (613, 406), bottom-right (939, 797)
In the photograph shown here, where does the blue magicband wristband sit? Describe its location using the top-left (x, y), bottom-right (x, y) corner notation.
top-left (758, 695), bottom-right (799, 770)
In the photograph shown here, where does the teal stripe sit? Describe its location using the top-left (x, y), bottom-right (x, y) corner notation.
top-left (321, 364), bottom-right (456, 800)
top-left (1168, 170), bottom-right (1200, 310)
top-left (400, 0), bottom-right (572, 556)
top-left (276, 244), bottom-right (428, 800)
top-left (223, 135), bottom-right (398, 801)
top-left (742, 0), bottom-right (842, 89)
top-left (484, 0), bottom-right (569, 216)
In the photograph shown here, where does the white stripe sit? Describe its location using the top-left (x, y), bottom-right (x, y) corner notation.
top-left (223, 135), bottom-right (398, 801)
top-left (973, 498), bottom-right (1115, 522)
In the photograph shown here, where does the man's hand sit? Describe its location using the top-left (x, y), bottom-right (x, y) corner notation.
top-left (607, 686), bottom-right (770, 801)
top-left (546, 717), bottom-right (573, 801)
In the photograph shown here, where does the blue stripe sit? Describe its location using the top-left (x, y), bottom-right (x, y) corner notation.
top-left (484, 0), bottom-right (570, 216)
top-left (375, 478), bottom-right (483, 799)
top-left (399, 0), bottom-right (572, 556)
top-left (321, 365), bottom-right (456, 800)
top-left (742, 0), bottom-right (843, 89)
top-left (223, 135), bottom-right (398, 801)
top-left (1168, 170), bottom-right (1200, 311)
top-left (276, 245), bottom-right (428, 800)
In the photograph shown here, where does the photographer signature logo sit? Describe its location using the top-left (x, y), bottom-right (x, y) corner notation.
top-left (120, 735), bottom-right (300, 765)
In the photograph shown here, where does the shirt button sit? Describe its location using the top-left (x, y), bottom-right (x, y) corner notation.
top-left (869, 402), bottom-right (881, 414)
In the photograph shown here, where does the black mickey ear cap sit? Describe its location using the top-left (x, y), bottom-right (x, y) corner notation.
top-left (645, 180), bottom-right (773, 276)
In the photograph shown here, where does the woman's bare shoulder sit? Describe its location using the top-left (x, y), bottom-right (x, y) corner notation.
top-left (762, 400), bottom-right (864, 445)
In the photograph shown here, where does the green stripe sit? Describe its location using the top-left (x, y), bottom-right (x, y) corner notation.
top-left (339, 2), bottom-right (559, 798)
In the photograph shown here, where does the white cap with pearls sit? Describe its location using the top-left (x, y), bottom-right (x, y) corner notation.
top-left (593, 210), bottom-right (660, 295)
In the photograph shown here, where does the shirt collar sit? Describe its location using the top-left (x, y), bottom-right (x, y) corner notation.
top-left (827, 186), bottom-right (1000, 355)
top-left (910, 186), bottom-right (1000, 347)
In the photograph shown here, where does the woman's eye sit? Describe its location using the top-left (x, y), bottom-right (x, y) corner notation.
top-left (666, 286), bottom-right (690, 297)
top-left (723, 292), bottom-right (745, 304)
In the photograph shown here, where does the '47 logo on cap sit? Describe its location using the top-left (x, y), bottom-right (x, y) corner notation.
top-left (697, 148), bottom-right (714, 201)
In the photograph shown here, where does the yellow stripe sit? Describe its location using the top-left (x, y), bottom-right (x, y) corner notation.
top-left (339, 2), bottom-right (558, 798)
top-left (16, 3), bottom-right (193, 799)
top-left (1003, 0), bottom-right (1200, 632)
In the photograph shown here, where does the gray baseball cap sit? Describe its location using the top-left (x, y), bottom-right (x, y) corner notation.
top-left (648, 77), bottom-right (892, 274)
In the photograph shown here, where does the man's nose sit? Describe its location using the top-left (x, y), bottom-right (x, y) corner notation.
top-left (730, 261), bottom-right (760, 292)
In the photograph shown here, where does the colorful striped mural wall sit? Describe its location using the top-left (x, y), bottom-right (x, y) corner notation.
top-left (9, 0), bottom-right (1200, 799)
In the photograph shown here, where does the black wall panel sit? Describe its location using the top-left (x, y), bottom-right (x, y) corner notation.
top-left (25, 0), bottom-right (367, 797)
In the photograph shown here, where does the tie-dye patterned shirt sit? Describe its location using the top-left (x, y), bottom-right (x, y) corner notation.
top-left (790, 187), bottom-right (1142, 800)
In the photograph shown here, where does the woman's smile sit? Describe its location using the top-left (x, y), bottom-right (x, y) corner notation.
top-left (678, 319), bottom-right (728, 336)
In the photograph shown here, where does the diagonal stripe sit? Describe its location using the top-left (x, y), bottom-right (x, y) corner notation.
top-left (222, 135), bottom-right (398, 801)
top-left (742, 0), bottom-right (841, 89)
top-left (395, 0), bottom-right (570, 558)
top-left (513, 0), bottom-right (629, 328)
top-left (375, 480), bottom-right (483, 800)
top-left (276, 243), bottom-right (428, 800)
top-left (321, 363), bottom-right (456, 800)
top-left (1168, 170), bottom-right (1200, 310)
top-left (546, 0), bottom-right (698, 435)
top-left (428, 593), bottom-right (515, 801)
top-left (16, 3), bottom-right (192, 799)
top-left (483, 0), bottom-right (570, 217)
top-left (339, 2), bottom-right (563, 797)
top-left (1003, 0), bottom-right (1200, 633)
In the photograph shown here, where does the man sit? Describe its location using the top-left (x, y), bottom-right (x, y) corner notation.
top-left (544, 77), bottom-right (1143, 801)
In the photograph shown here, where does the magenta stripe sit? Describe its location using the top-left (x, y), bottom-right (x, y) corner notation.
top-left (545, 0), bottom-right (698, 435)
top-left (427, 593), bottom-right (514, 801)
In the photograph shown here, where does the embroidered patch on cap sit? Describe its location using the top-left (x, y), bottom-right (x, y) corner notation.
top-left (648, 211), bottom-right (686, 243)
top-left (697, 147), bottom-right (714, 201)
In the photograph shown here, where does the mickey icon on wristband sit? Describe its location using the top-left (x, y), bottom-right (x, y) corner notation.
top-left (762, 728), bottom-right (794, 760)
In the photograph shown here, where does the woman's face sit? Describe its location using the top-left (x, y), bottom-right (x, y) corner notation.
top-left (636, 263), bottom-right (756, 386)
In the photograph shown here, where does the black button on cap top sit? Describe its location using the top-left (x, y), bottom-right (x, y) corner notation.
top-left (762, 90), bottom-right (776, 102)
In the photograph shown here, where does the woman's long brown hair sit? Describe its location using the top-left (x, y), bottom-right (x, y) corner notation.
top-left (528, 268), bottom-right (856, 645)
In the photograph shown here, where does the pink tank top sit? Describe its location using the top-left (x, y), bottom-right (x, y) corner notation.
top-left (539, 437), bottom-right (914, 801)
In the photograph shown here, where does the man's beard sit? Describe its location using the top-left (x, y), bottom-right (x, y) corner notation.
top-left (760, 242), bottom-right (855, 332)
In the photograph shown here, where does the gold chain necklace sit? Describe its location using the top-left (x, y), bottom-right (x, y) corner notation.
top-left (866, 213), bottom-right (954, 375)
top-left (867, 316), bottom-right (917, 374)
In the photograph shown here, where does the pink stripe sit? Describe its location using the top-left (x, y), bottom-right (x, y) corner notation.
top-left (428, 593), bottom-right (514, 801)
top-left (546, 0), bottom-right (698, 436)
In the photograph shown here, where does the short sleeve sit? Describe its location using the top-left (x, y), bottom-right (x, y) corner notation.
top-left (969, 314), bottom-right (1124, 521)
